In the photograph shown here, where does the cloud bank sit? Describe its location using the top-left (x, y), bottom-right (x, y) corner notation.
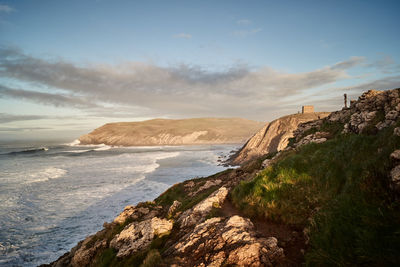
top-left (0, 47), bottom-right (399, 121)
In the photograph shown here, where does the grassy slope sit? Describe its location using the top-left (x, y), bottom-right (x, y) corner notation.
top-left (232, 122), bottom-right (400, 266)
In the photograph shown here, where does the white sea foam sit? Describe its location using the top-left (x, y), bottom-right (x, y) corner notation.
top-left (63, 149), bottom-right (91, 153)
top-left (93, 145), bottom-right (112, 151)
top-left (25, 167), bottom-right (67, 184)
top-left (66, 139), bottom-right (81, 146)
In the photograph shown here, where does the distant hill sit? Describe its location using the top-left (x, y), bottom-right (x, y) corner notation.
top-left (78, 118), bottom-right (265, 146)
top-left (229, 112), bottom-right (330, 165)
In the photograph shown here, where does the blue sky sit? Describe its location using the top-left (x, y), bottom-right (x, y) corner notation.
top-left (0, 0), bottom-right (399, 141)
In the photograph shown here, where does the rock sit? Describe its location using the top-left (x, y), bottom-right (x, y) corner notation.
top-left (114, 205), bottom-right (137, 224)
top-left (262, 159), bottom-right (271, 168)
top-left (168, 216), bottom-right (284, 266)
top-left (386, 110), bottom-right (398, 121)
top-left (137, 207), bottom-right (149, 215)
top-left (70, 235), bottom-right (107, 267)
top-left (168, 200), bottom-right (182, 217)
top-left (110, 217), bottom-right (173, 257)
top-left (391, 165), bottom-right (400, 184)
top-left (391, 150), bottom-right (400, 160)
top-left (294, 132), bottom-right (329, 148)
top-left (184, 181), bottom-right (195, 188)
top-left (179, 187), bottom-right (228, 228)
top-left (394, 127), bottom-right (400, 136)
top-left (229, 112), bottom-right (330, 165)
top-left (189, 179), bottom-right (222, 196)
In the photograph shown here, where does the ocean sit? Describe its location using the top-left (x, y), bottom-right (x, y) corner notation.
top-left (0, 141), bottom-right (238, 266)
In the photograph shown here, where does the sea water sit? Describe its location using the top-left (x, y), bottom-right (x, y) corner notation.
top-left (0, 142), bottom-right (238, 266)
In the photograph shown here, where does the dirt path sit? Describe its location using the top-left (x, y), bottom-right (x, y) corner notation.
top-left (221, 199), bottom-right (306, 266)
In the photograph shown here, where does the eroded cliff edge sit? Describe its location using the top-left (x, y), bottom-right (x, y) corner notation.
top-left (229, 112), bottom-right (330, 165)
top-left (78, 118), bottom-right (265, 146)
top-left (46, 88), bottom-right (400, 266)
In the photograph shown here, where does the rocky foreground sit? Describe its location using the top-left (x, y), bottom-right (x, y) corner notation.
top-left (46, 88), bottom-right (400, 266)
top-left (78, 118), bottom-right (265, 146)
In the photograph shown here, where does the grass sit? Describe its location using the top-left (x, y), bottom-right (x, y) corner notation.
top-left (232, 122), bottom-right (400, 265)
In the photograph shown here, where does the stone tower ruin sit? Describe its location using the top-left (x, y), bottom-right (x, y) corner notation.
top-left (302, 105), bottom-right (314, 113)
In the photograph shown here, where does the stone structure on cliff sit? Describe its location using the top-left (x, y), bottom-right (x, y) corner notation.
top-left (302, 105), bottom-right (314, 113)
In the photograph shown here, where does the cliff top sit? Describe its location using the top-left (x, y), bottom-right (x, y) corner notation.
top-left (78, 117), bottom-right (265, 146)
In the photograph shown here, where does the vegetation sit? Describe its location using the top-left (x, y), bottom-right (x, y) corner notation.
top-left (232, 123), bottom-right (400, 265)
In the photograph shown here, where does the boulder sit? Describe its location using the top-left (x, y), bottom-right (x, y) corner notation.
top-left (179, 187), bottom-right (228, 228)
top-left (168, 216), bottom-right (284, 267)
top-left (110, 217), bottom-right (173, 257)
top-left (391, 150), bottom-right (400, 161)
top-left (114, 205), bottom-right (137, 224)
top-left (394, 127), bottom-right (400, 136)
top-left (168, 200), bottom-right (182, 217)
top-left (189, 179), bottom-right (222, 196)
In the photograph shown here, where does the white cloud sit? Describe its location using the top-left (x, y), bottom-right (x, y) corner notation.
top-left (0, 4), bottom-right (14, 13)
top-left (237, 19), bottom-right (251, 25)
top-left (173, 33), bottom-right (192, 39)
top-left (0, 47), bottom-right (395, 121)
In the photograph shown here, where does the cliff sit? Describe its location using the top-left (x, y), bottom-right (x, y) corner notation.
top-left (229, 112), bottom-right (330, 165)
top-left (45, 88), bottom-right (400, 267)
top-left (78, 118), bottom-right (265, 146)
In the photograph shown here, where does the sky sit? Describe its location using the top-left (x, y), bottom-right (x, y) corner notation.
top-left (0, 0), bottom-right (400, 141)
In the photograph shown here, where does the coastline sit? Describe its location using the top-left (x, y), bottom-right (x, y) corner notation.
top-left (0, 144), bottom-right (237, 266)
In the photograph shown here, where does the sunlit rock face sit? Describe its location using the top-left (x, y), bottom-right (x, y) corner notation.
top-left (230, 112), bottom-right (330, 165)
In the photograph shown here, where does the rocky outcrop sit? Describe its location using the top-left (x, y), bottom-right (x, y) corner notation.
top-left (78, 118), bottom-right (264, 146)
top-left (167, 216), bottom-right (284, 267)
top-left (293, 131), bottom-right (330, 148)
top-left (179, 187), bottom-right (228, 228)
top-left (344, 89), bottom-right (400, 133)
top-left (229, 112), bottom-right (330, 165)
top-left (291, 89), bottom-right (400, 148)
top-left (110, 217), bottom-right (173, 257)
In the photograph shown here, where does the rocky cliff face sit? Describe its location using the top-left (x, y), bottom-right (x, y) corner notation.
top-left (229, 112), bottom-right (330, 165)
top-left (78, 118), bottom-right (265, 146)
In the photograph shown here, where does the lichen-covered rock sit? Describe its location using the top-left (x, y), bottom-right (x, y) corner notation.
top-left (262, 159), bottom-right (271, 168)
top-left (70, 235), bottom-right (107, 267)
top-left (167, 216), bottom-right (284, 267)
top-left (294, 132), bottom-right (329, 148)
top-left (110, 217), bottom-right (173, 257)
top-left (390, 165), bottom-right (400, 190)
top-left (114, 205), bottom-right (137, 224)
top-left (391, 150), bottom-right (400, 160)
top-left (394, 127), bottom-right (400, 136)
top-left (189, 179), bottom-right (222, 196)
top-left (179, 187), bottom-right (228, 228)
top-left (168, 200), bottom-right (182, 217)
